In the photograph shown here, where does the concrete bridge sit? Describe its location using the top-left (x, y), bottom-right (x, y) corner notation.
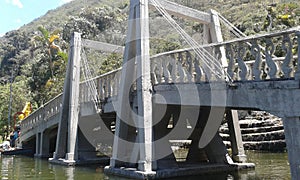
top-left (17, 0), bottom-right (300, 179)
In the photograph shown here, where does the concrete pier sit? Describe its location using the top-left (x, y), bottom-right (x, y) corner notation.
top-left (282, 117), bottom-right (300, 180)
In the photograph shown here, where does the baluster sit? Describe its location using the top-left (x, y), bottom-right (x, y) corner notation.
top-left (89, 80), bottom-right (93, 101)
top-left (265, 38), bottom-right (279, 79)
top-left (170, 53), bottom-right (177, 83)
top-left (194, 56), bottom-right (203, 82)
top-left (157, 58), bottom-right (163, 84)
top-left (226, 44), bottom-right (235, 80)
top-left (151, 60), bottom-right (158, 85)
top-left (295, 31), bottom-right (300, 79)
top-left (81, 83), bottom-right (85, 103)
top-left (98, 79), bottom-right (101, 100)
top-left (237, 42), bottom-right (249, 81)
top-left (245, 62), bottom-right (253, 80)
top-left (110, 75), bottom-right (114, 98)
top-left (251, 39), bottom-right (263, 80)
top-left (215, 46), bottom-right (226, 81)
top-left (177, 52), bottom-right (185, 83)
top-left (186, 51), bottom-right (193, 82)
top-left (107, 75), bottom-right (112, 97)
top-left (113, 72), bottom-right (118, 97)
top-left (162, 56), bottom-right (171, 83)
top-left (282, 34), bottom-right (293, 78)
top-left (110, 75), bottom-right (114, 97)
top-left (103, 78), bottom-right (107, 99)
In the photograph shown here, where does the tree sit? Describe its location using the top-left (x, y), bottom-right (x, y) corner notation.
top-left (29, 26), bottom-right (68, 106)
top-left (32, 26), bottom-right (62, 77)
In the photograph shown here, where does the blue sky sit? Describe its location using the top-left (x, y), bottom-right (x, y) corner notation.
top-left (0, 0), bottom-right (73, 36)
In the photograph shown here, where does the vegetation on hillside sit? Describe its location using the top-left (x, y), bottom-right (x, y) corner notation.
top-left (0, 0), bottom-right (299, 136)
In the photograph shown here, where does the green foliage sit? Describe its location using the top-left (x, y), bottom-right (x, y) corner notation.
top-left (0, 76), bottom-right (32, 132)
top-left (29, 26), bottom-right (68, 106)
top-left (99, 53), bottom-right (123, 74)
top-left (150, 38), bottom-right (181, 55)
top-left (62, 5), bottom-right (127, 43)
top-left (263, 3), bottom-right (300, 31)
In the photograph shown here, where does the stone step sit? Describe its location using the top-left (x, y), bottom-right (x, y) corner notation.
top-left (238, 119), bottom-right (282, 128)
top-left (241, 130), bottom-right (285, 141)
top-left (219, 125), bottom-right (284, 134)
top-left (219, 133), bottom-right (230, 141)
top-left (241, 125), bottom-right (284, 134)
top-left (220, 129), bottom-right (285, 142)
top-left (243, 140), bottom-right (286, 152)
top-left (222, 140), bottom-right (286, 152)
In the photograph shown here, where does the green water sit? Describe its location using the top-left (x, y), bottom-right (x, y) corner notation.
top-left (0, 151), bottom-right (290, 180)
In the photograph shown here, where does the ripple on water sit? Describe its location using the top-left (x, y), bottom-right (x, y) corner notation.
top-left (0, 151), bottom-right (291, 180)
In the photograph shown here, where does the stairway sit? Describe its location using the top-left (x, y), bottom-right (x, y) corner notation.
top-left (219, 111), bottom-right (286, 152)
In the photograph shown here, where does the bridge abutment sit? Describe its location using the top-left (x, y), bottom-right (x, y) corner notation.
top-left (282, 117), bottom-right (300, 180)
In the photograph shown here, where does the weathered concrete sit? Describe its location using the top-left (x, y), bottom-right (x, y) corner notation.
top-left (105, 163), bottom-right (254, 179)
top-left (226, 110), bottom-right (247, 163)
top-left (149, 0), bottom-right (211, 24)
top-left (153, 80), bottom-right (300, 118)
top-left (110, 0), bottom-right (154, 173)
top-left (282, 117), bottom-right (300, 180)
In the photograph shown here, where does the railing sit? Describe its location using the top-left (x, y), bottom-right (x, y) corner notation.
top-left (19, 27), bottom-right (300, 136)
top-left (20, 95), bottom-right (62, 135)
top-left (151, 27), bottom-right (300, 83)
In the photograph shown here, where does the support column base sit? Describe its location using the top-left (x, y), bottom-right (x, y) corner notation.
top-left (48, 152), bottom-right (76, 166)
top-left (232, 154), bottom-right (247, 163)
top-left (138, 160), bottom-right (153, 172)
top-left (49, 158), bottom-right (76, 166)
top-left (104, 163), bottom-right (254, 179)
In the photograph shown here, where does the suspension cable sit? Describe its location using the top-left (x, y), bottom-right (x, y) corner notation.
top-left (150, 0), bottom-right (233, 82)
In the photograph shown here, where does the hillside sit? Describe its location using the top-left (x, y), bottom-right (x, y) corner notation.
top-left (0, 0), bottom-right (299, 133)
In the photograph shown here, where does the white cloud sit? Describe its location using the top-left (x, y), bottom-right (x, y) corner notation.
top-left (60, 0), bottom-right (74, 5)
top-left (5, 0), bottom-right (23, 8)
top-left (0, 33), bottom-right (4, 37)
top-left (15, 19), bottom-right (22, 24)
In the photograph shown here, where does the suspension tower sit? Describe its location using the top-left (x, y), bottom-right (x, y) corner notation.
top-left (105, 0), bottom-right (252, 179)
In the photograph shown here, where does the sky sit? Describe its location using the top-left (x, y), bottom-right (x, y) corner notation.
top-left (0, 0), bottom-right (74, 36)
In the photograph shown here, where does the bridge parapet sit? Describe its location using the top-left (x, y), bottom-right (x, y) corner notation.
top-left (151, 27), bottom-right (300, 83)
top-left (224, 27), bottom-right (300, 81)
top-left (80, 68), bottom-right (121, 106)
top-left (20, 95), bottom-right (62, 135)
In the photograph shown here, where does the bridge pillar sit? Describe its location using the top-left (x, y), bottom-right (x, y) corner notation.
top-left (35, 131), bottom-right (50, 158)
top-left (282, 117), bottom-right (300, 180)
top-left (35, 133), bottom-right (41, 157)
top-left (106, 0), bottom-right (155, 177)
top-left (49, 32), bottom-right (81, 165)
top-left (226, 110), bottom-right (247, 163)
top-left (203, 9), bottom-right (227, 68)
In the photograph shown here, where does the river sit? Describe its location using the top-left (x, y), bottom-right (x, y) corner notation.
top-left (0, 151), bottom-right (290, 179)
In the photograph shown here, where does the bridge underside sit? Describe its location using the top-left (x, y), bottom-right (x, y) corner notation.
top-left (153, 80), bottom-right (300, 117)
top-left (104, 104), bottom-right (254, 179)
top-left (102, 79), bottom-right (300, 179)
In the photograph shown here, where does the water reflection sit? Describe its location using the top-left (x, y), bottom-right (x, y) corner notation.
top-left (0, 151), bottom-right (290, 180)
